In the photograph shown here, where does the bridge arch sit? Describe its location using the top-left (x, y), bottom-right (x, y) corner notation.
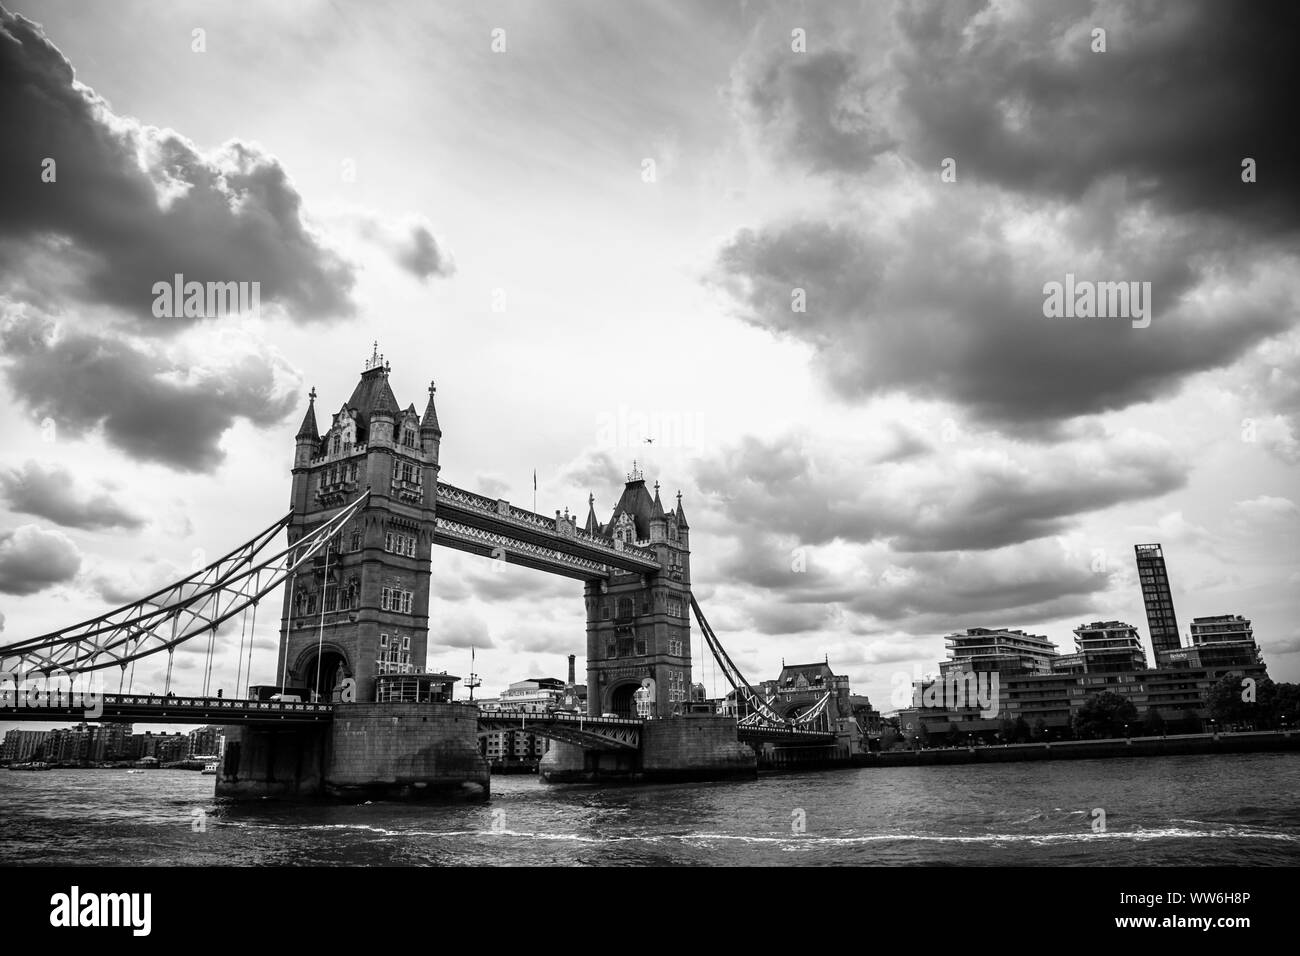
top-left (293, 642), bottom-right (351, 702)
top-left (605, 679), bottom-right (644, 719)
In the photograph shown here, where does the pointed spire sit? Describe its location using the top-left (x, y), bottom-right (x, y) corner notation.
top-left (420, 380), bottom-right (442, 436)
top-left (674, 489), bottom-right (689, 529)
top-left (651, 480), bottom-right (665, 519)
top-left (296, 386), bottom-right (319, 440)
top-left (584, 493), bottom-right (601, 536)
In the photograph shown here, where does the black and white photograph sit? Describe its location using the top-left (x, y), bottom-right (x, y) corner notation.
top-left (0, 0), bottom-right (1296, 931)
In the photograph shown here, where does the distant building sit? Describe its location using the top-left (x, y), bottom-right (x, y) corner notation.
top-left (1056, 621), bottom-right (1148, 674)
top-left (187, 725), bottom-right (223, 758)
top-left (477, 677), bottom-right (567, 768)
top-left (2, 729), bottom-right (49, 763)
top-left (498, 677), bottom-right (566, 712)
top-left (847, 695), bottom-right (882, 736)
top-left (939, 627), bottom-right (1058, 677)
top-left (1135, 544), bottom-right (1181, 660)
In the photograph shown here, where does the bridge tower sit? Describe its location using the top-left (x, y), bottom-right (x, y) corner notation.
top-left (583, 465), bottom-right (693, 718)
top-left (277, 345), bottom-right (441, 703)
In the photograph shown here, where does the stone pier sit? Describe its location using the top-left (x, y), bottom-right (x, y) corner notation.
top-left (540, 714), bottom-right (755, 784)
top-left (216, 702), bottom-right (489, 801)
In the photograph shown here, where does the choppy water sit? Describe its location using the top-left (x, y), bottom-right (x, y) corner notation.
top-left (2, 753), bottom-right (1298, 865)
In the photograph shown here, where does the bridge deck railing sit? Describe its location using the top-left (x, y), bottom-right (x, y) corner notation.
top-left (435, 482), bottom-right (659, 564)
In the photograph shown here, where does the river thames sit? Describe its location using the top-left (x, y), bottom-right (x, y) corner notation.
top-left (2, 752), bottom-right (1297, 866)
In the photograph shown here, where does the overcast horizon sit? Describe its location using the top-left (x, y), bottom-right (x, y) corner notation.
top-left (2, 0), bottom-right (1298, 733)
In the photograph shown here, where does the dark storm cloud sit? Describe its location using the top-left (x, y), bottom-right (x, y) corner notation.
top-left (694, 431), bottom-right (1186, 552)
top-left (739, 49), bottom-right (896, 174)
top-left (0, 524), bottom-right (80, 595)
top-left (741, 0), bottom-right (1300, 231)
top-left (394, 223), bottom-right (454, 281)
top-left (0, 311), bottom-right (299, 472)
top-left (714, 212), bottom-right (1292, 430)
top-left (721, 1), bottom-right (1300, 430)
top-left (0, 8), bottom-right (355, 321)
top-left (891, 0), bottom-right (1300, 231)
top-left (713, 531), bottom-right (1104, 626)
top-left (0, 460), bottom-right (146, 531)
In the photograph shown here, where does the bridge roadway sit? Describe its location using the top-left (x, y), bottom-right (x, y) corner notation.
top-left (0, 693), bottom-right (335, 725)
top-left (0, 694), bottom-right (839, 748)
top-left (433, 481), bottom-right (661, 580)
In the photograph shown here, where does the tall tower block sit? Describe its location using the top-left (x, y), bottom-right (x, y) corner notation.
top-left (1135, 543), bottom-right (1181, 663)
top-left (582, 465), bottom-right (693, 718)
top-left (277, 346), bottom-right (441, 702)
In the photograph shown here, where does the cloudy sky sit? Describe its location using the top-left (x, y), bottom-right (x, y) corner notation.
top-left (1, 0), bottom-right (1297, 730)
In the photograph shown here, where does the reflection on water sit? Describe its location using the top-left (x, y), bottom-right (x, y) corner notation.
top-left (2, 753), bottom-right (1298, 866)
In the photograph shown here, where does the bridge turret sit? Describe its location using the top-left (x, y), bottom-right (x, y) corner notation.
top-left (674, 490), bottom-right (690, 550)
top-left (294, 388), bottom-right (320, 467)
top-left (649, 482), bottom-right (667, 544)
top-left (420, 380), bottom-right (442, 465)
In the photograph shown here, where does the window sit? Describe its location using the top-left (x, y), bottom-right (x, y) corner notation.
top-left (380, 633), bottom-right (389, 648)
top-left (606, 642), bottom-right (617, 660)
top-left (601, 604), bottom-right (610, 620)
top-left (385, 532), bottom-right (394, 552)
top-left (331, 435), bottom-right (340, 455)
top-left (381, 586), bottom-right (413, 614)
top-left (668, 638), bottom-right (683, 657)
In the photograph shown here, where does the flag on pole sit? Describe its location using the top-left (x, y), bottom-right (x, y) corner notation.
top-left (533, 469), bottom-right (537, 490)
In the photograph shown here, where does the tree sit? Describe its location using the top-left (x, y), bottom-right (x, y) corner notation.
top-left (1205, 675), bottom-right (1253, 728)
top-left (1072, 691), bottom-right (1139, 740)
top-left (1142, 708), bottom-right (1167, 736)
top-left (1011, 716), bottom-right (1031, 743)
top-left (998, 718), bottom-right (1016, 742)
top-left (1266, 682), bottom-right (1300, 730)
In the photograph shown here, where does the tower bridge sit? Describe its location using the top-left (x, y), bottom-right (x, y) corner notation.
top-left (0, 348), bottom-right (853, 798)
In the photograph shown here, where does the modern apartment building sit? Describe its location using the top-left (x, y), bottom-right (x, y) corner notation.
top-left (938, 627), bottom-right (1059, 677)
top-left (1056, 621), bottom-right (1148, 674)
top-left (1135, 543), bottom-right (1181, 661)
